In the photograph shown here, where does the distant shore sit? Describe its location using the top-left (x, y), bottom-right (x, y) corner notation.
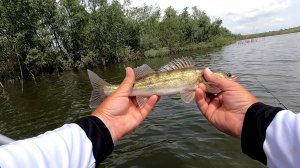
top-left (239, 27), bottom-right (300, 40)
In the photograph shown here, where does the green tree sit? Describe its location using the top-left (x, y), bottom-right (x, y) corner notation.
top-left (191, 6), bottom-right (211, 42)
top-left (160, 6), bottom-right (183, 52)
top-left (179, 7), bottom-right (193, 43)
top-left (57, 0), bottom-right (89, 66)
top-left (0, 0), bottom-right (234, 79)
top-left (126, 5), bottom-right (161, 51)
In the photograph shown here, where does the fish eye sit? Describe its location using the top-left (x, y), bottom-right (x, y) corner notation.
top-left (227, 73), bottom-right (232, 77)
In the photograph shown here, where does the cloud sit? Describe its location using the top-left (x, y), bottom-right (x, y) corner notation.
top-left (226, 0), bottom-right (291, 25)
top-left (222, 0), bottom-right (294, 34)
top-left (129, 0), bottom-right (298, 34)
top-left (273, 17), bottom-right (285, 22)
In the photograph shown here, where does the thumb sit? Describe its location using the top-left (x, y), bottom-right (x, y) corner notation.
top-left (203, 68), bottom-right (236, 91)
top-left (115, 67), bottom-right (135, 95)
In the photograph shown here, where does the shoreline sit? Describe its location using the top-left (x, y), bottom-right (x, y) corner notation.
top-left (238, 27), bottom-right (300, 40)
top-left (0, 36), bottom-right (236, 83)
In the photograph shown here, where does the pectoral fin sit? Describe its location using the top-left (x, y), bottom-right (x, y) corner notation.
top-left (203, 82), bottom-right (221, 94)
top-left (180, 90), bottom-right (195, 103)
top-left (136, 96), bottom-right (149, 108)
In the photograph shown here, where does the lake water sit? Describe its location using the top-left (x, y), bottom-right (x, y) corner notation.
top-left (1, 32), bottom-right (300, 167)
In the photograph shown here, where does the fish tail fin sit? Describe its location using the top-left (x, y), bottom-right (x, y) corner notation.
top-left (87, 69), bottom-right (110, 109)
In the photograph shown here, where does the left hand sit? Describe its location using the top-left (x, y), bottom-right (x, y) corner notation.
top-left (195, 68), bottom-right (258, 138)
top-left (91, 67), bottom-right (159, 143)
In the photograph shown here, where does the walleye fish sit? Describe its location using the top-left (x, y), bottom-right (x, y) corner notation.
top-left (87, 57), bottom-right (239, 108)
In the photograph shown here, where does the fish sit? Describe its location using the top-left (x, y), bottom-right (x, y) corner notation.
top-left (87, 57), bottom-right (239, 108)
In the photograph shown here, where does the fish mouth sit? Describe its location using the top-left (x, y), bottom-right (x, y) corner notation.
top-left (230, 75), bottom-right (240, 82)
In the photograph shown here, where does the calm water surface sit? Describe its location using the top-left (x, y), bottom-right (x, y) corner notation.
top-left (1, 33), bottom-right (300, 167)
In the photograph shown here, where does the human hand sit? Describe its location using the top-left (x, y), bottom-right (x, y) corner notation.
top-left (91, 67), bottom-right (159, 143)
top-left (196, 68), bottom-right (258, 138)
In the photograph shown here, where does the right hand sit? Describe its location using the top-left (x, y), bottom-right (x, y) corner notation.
top-left (92, 68), bottom-right (159, 143)
top-left (195, 68), bottom-right (258, 138)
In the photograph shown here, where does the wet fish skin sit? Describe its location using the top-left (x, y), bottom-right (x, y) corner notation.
top-left (105, 68), bottom-right (202, 96)
top-left (87, 57), bottom-right (238, 108)
top-left (105, 69), bottom-right (238, 96)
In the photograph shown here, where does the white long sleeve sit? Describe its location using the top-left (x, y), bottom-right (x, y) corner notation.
top-left (264, 110), bottom-right (300, 168)
top-left (241, 103), bottom-right (300, 168)
top-left (0, 116), bottom-right (114, 168)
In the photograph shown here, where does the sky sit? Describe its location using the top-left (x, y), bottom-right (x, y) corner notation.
top-left (129, 0), bottom-right (300, 35)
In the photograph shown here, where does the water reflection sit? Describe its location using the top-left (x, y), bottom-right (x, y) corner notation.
top-left (1, 33), bottom-right (300, 167)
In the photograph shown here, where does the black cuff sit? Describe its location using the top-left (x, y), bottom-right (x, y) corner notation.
top-left (75, 116), bottom-right (114, 166)
top-left (241, 102), bottom-right (283, 165)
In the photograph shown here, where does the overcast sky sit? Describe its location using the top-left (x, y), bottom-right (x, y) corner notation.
top-left (129, 0), bottom-right (300, 35)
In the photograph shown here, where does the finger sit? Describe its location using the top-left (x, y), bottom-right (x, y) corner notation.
top-left (131, 96), bottom-right (138, 106)
top-left (198, 83), bottom-right (206, 91)
top-left (140, 95), bottom-right (159, 119)
top-left (205, 96), bottom-right (211, 103)
top-left (115, 67), bottom-right (135, 96)
top-left (201, 96), bottom-right (221, 122)
top-left (207, 96), bottom-right (221, 117)
top-left (195, 87), bottom-right (208, 114)
top-left (203, 68), bottom-right (236, 91)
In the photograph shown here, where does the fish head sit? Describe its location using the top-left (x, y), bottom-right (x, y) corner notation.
top-left (202, 71), bottom-right (239, 94)
top-left (213, 71), bottom-right (240, 82)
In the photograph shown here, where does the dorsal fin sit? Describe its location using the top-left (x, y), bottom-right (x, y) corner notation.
top-left (159, 57), bottom-right (195, 72)
top-left (133, 64), bottom-right (155, 79)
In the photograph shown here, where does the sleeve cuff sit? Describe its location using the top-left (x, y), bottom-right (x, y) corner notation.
top-left (75, 116), bottom-right (114, 166)
top-left (241, 102), bottom-right (283, 165)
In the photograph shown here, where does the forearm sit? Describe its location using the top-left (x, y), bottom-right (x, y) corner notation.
top-left (0, 116), bottom-right (114, 168)
top-left (75, 116), bottom-right (114, 165)
top-left (241, 102), bottom-right (300, 167)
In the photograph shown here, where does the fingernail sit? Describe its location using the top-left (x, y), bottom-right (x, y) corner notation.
top-left (206, 68), bottom-right (212, 74)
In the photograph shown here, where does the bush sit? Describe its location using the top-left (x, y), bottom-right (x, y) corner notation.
top-left (78, 51), bottom-right (98, 68)
top-left (211, 36), bottom-right (235, 46)
top-left (144, 47), bottom-right (170, 58)
top-left (25, 48), bottom-right (47, 69)
top-left (116, 46), bottom-right (135, 61)
top-left (57, 55), bottom-right (74, 70)
top-left (178, 42), bottom-right (212, 51)
top-left (158, 47), bottom-right (170, 56)
top-left (144, 49), bottom-right (158, 57)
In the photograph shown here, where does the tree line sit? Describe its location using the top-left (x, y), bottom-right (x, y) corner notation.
top-left (0, 0), bottom-right (235, 80)
top-left (238, 26), bottom-right (300, 39)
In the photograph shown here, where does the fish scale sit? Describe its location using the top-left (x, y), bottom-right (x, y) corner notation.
top-left (87, 57), bottom-right (239, 108)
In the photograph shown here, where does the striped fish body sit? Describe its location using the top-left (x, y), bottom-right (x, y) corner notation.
top-left (87, 57), bottom-right (238, 108)
top-left (105, 68), bottom-right (203, 96)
